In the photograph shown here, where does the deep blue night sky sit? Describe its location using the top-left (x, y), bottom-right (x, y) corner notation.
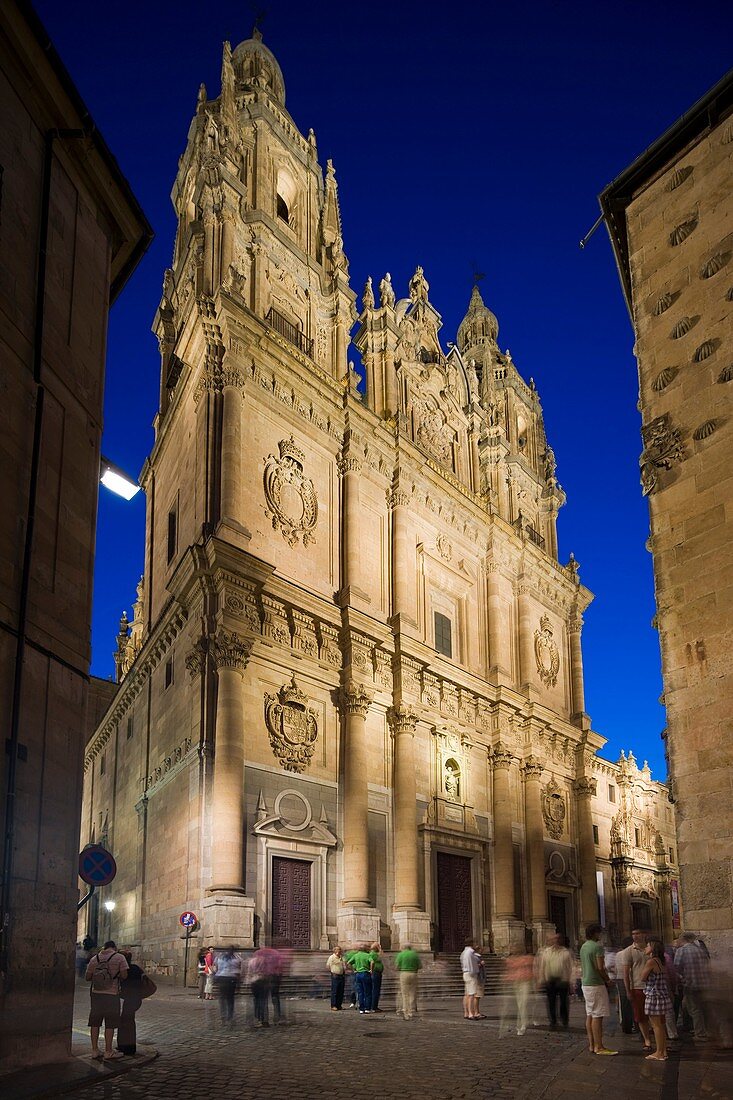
top-left (35, 0), bottom-right (730, 780)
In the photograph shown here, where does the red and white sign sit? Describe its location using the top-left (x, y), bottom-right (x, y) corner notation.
top-left (180, 911), bottom-right (198, 928)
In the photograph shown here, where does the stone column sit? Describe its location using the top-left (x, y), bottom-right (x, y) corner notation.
top-left (338, 680), bottom-right (380, 945)
top-left (390, 488), bottom-right (414, 625)
top-left (517, 584), bottom-right (535, 690)
top-left (338, 455), bottom-right (365, 602)
top-left (491, 743), bottom-right (524, 954)
top-left (568, 615), bottom-right (586, 718)
top-left (203, 630), bottom-right (255, 946)
top-left (486, 563), bottom-right (510, 678)
top-left (574, 776), bottom-right (599, 930)
top-left (522, 756), bottom-right (554, 948)
top-left (387, 706), bottom-right (431, 950)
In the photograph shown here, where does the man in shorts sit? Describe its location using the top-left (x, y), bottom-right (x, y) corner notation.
top-left (618, 928), bottom-right (653, 1049)
top-left (580, 924), bottom-right (617, 1055)
top-left (85, 940), bottom-right (128, 1060)
top-left (460, 939), bottom-right (483, 1020)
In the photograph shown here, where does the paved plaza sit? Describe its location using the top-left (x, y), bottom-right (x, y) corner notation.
top-left (56, 983), bottom-right (731, 1100)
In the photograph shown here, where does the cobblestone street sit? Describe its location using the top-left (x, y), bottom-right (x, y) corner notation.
top-left (67, 984), bottom-right (732, 1100)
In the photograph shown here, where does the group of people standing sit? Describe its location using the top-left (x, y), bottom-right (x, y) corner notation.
top-left (326, 942), bottom-right (422, 1019)
top-left (197, 944), bottom-right (287, 1026)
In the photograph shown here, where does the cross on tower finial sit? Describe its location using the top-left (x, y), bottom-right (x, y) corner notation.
top-left (470, 261), bottom-right (486, 285)
top-left (252, 7), bottom-right (267, 35)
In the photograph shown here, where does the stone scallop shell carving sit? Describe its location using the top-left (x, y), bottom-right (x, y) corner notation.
top-left (668, 165), bottom-right (693, 190)
top-left (652, 366), bottom-right (678, 391)
top-left (694, 340), bottom-right (716, 362)
top-left (671, 316), bottom-right (693, 339)
top-left (700, 253), bottom-right (728, 279)
top-left (652, 292), bottom-right (674, 316)
top-left (669, 218), bottom-right (697, 246)
top-left (693, 420), bottom-right (718, 441)
top-left (718, 364), bottom-right (733, 384)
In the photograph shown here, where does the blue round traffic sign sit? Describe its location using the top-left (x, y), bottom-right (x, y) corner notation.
top-left (180, 911), bottom-right (198, 928)
top-left (78, 844), bottom-right (117, 887)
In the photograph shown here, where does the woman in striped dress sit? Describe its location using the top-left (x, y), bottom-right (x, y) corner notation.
top-left (641, 940), bottom-right (672, 1060)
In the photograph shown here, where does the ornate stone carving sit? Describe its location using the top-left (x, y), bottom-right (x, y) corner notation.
top-left (264, 675), bottom-right (318, 773)
top-left (263, 436), bottom-right (318, 546)
top-left (521, 754), bottom-right (543, 781)
top-left (534, 614), bottom-right (560, 688)
top-left (436, 534), bottom-right (453, 561)
top-left (671, 316), bottom-right (693, 339)
top-left (261, 595), bottom-right (290, 647)
top-left (668, 165), bottom-right (693, 190)
top-left (379, 272), bottom-right (395, 308)
top-left (639, 413), bottom-right (685, 496)
top-left (291, 609), bottom-right (318, 657)
top-left (443, 759), bottom-right (461, 801)
top-left (387, 704), bottom-right (418, 737)
top-left (693, 419), bottom-right (718, 441)
top-left (340, 680), bottom-right (373, 717)
top-left (693, 339), bottom-right (716, 362)
top-left (319, 622), bottom-right (341, 668)
top-left (362, 276), bottom-right (375, 309)
top-left (409, 265), bottom-right (430, 303)
top-left (573, 776), bottom-right (597, 799)
top-left (491, 741), bottom-right (514, 770)
top-left (541, 777), bottom-right (566, 838)
top-left (652, 292), bottom-right (673, 316)
top-left (718, 364), bottom-right (733, 384)
top-left (186, 639), bottom-right (207, 679)
top-left (416, 400), bottom-right (454, 466)
top-left (210, 630), bottom-right (251, 674)
top-left (652, 366), bottom-right (678, 392)
top-left (669, 217), bottom-right (697, 246)
top-left (701, 253), bottom-right (727, 279)
top-left (374, 649), bottom-right (393, 689)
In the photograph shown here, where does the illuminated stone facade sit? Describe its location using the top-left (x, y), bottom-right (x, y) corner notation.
top-left (81, 31), bottom-right (677, 971)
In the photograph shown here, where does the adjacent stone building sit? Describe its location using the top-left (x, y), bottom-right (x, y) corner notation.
top-left (0, 1), bottom-right (151, 1070)
top-left (81, 30), bottom-right (678, 973)
top-left (600, 71), bottom-right (732, 955)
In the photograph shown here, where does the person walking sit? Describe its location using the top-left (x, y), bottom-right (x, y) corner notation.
top-left (460, 940), bottom-right (484, 1020)
top-left (203, 944), bottom-right (215, 1000)
top-left (674, 931), bottom-right (711, 1040)
top-left (538, 933), bottom-right (573, 1028)
top-left (394, 943), bottom-right (422, 1020)
top-left (641, 939), bottom-right (672, 1060)
top-left (248, 947), bottom-right (277, 1027)
top-left (580, 924), bottom-right (617, 1056)
top-left (196, 952), bottom-right (207, 1000)
top-left (350, 944), bottom-right (373, 1014)
top-left (501, 947), bottom-right (535, 1036)
top-left (213, 946), bottom-right (241, 1025)
top-left (369, 942), bottom-right (385, 1013)
top-left (327, 945), bottom-right (346, 1011)
top-left (614, 936), bottom-right (634, 1033)
top-left (117, 950), bottom-right (156, 1055)
top-left (85, 940), bottom-right (128, 1061)
top-left (618, 928), bottom-right (654, 1050)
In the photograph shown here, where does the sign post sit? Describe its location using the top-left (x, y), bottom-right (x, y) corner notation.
top-left (78, 844), bottom-right (117, 911)
top-left (180, 911), bottom-right (198, 988)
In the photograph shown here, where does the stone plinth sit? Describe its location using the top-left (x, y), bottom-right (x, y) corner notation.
top-left (392, 908), bottom-right (432, 952)
top-left (491, 918), bottom-right (527, 956)
top-left (337, 904), bottom-right (381, 948)
top-left (528, 919), bottom-right (557, 952)
top-left (202, 893), bottom-right (255, 948)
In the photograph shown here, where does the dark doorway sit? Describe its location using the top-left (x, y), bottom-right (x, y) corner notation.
top-left (436, 851), bottom-right (473, 951)
top-left (631, 901), bottom-right (655, 935)
top-left (271, 857), bottom-right (311, 947)
top-left (549, 893), bottom-right (568, 942)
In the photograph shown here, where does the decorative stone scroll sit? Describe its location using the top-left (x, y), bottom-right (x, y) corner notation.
top-left (264, 675), bottom-right (319, 773)
top-left (542, 777), bottom-right (567, 839)
top-left (534, 614), bottom-right (560, 688)
top-left (263, 436), bottom-right (318, 546)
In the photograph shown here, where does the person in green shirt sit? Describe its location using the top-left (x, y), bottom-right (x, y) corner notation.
top-left (350, 945), bottom-right (373, 1013)
top-left (579, 924), bottom-right (617, 1056)
top-left (394, 944), bottom-right (422, 1019)
top-left (343, 949), bottom-right (357, 1009)
top-left (369, 942), bottom-right (384, 1012)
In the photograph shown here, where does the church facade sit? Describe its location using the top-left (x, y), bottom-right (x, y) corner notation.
top-left (81, 31), bottom-right (679, 966)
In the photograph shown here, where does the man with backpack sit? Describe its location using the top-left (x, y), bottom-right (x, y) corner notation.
top-left (85, 939), bottom-right (129, 1060)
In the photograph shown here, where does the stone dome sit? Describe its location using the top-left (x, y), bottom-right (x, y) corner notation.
top-left (232, 29), bottom-right (286, 105)
top-left (457, 285), bottom-right (499, 353)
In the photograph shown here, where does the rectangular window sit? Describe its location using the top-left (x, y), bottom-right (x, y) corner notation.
top-left (167, 503), bottom-right (178, 564)
top-left (434, 611), bottom-right (452, 658)
top-left (608, 783), bottom-right (616, 803)
top-left (164, 657), bottom-right (174, 689)
top-left (669, 847), bottom-right (674, 863)
top-left (126, 716), bottom-right (134, 740)
top-left (635, 827), bottom-right (641, 847)
top-left (593, 824), bottom-right (599, 845)
top-left (100, 752), bottom-right (106, 776)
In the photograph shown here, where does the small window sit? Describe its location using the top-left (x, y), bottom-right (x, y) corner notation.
top-left (164, 658), bottom-right (174, 689)
top-left (635, 827), bottom-right (641, 847)
top-left (100, 752), bottom-right (106, 776)
top-left (608, 783), bottom-right (616, 803)
top-left (126, 716), bottom-right (134, 741)
top-left (434, 612), bottom-right (452, 658)
top-left (593, 824), bottom-right (599, 845)
top-left (167, 504), bottom-right (178, 564)
top-left (669, 847), bottom-right (674, 863)
top-left (276, 193), bottom-right (289, 223)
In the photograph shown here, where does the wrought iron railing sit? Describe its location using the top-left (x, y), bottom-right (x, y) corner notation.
top-left (526, 524), bottom-right (546, 550)
top-left (265, 306), bottom-right (314, 359)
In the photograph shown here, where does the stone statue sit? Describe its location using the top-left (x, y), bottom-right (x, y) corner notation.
top-left (444, 762), bottom-right (460, 801)
top-left (544, 445), bottom-right (557, 481)
top-left (409, 264), bottom-right (429, 303)
top-left (379, 272), bottom-right (395, 308)
top-left (363, 276), bottom-right (375, 310)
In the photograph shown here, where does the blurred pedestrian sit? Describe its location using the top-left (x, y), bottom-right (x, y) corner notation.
top-left (85, 939), bottom-right (128, 1061)
top-left (350, 943), bottom-right (373, 1014)
top-left (501, 946), bottom-right (535, 1036)
top-left (213, 946), bottom-right (241, 1025)
top-left (327, 945), bottom-right (346, 1011)
top-left (538, 933), bottom-right (572, 1028)
top-left (460, 940), bottom-right (484, 1020)
top-left (674, 931), bottom-right (710, 1040)
top-left (579, 924), bottom-right (617, 1056)
top-left (248, 946), bottom-right (281, 1027)
top-left (369, 942), bottom-right (384, 1012)
top-left (203, 944), bottom-right (215, 1000)
top-left (117, 950), bottom-right (156, 1055)
top-left (641, 939), bottom-right (671, 1060)
top-left (394, 943), bottom-right (421, 1020)
top-left (197, 952), bottom-right (207, 999)
top-left (615, 936), bottom-right (634, 1033)
top-left (618, 928), bottom-right (654, 1050)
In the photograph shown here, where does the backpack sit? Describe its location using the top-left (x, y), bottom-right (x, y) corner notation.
top-left (91, 953), bottom-right (121, 993)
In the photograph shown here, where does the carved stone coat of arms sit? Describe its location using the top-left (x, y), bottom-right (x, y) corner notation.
top-left (264, 675), bottom-right (319, 773)
top-left (263, 436), bottom-right (318, 547)
top-left (534, 614), bottom-right (560, 688)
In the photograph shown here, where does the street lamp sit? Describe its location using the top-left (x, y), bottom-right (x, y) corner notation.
top-left (100, 456), bottom-right (140, 500)
top-left (103, 899), bottom-right (116, 913)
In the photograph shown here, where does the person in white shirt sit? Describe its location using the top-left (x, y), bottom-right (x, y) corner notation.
top-left (460, 940), bottom-right (484, 1020)
top-left (538, 933), bottom-right (573, 1028)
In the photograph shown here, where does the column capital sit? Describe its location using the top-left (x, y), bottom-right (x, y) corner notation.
top-left (574, 775), bottom-right (597, 799)
top-left (568, 615), bottom-right (584, 634)
top-left (337, 455), bottom-right (362, 476)
top-left (185, 638), bottom-right (208, 679)
top-left (340, 679), bottom-right (373, 717)
top-left (221, 362), bottom-right (246, 389)
top-left (210, 629), bottom-right (252, 675)
top-left (521, 754), bottom-right (543, 781)
top-left (388, 487), bottom-right (411, 510)
top-left (387, 704), bottom-right (418, 737)
top-left (491, 741), bottom-right (515, 770)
